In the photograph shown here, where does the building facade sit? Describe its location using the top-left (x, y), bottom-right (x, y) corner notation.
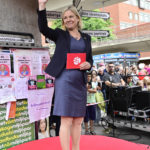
top-left (99, 0), bottom-right (150, 64)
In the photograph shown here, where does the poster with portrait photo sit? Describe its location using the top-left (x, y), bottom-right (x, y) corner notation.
top-left (31, 50), bottom-right (50, 75)
top-left (0, 53), bottom-right (11, 77)
top-left (35, 117), bottom-right (50, 140)
top-left (18, 56), bottom-right (31, 77)
top-left (28, 76), bottom-right (37, 90)
top-left (41, 55), bottom-right (50, 75)
top-left (45, 74), bottom-right (55, 88)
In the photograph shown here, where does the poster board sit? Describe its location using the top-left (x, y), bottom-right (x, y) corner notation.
top-left (0, 100), bottom-right (35, 150)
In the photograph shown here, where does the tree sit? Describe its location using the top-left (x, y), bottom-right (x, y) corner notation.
top-left (51, 9), bottom-right (115, 42)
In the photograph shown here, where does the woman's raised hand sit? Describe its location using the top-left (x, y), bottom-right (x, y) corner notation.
top-left (38, 0), bottom-right (48, 10)
top-left (38, 0), bottom-right (48, 4)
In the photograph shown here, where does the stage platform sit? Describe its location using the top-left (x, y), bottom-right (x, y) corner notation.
top-left (8, 135), bottom-right (149, 150)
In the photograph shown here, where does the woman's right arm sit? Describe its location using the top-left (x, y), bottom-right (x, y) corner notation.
top-left (38, 0), bottom-right (59, 42)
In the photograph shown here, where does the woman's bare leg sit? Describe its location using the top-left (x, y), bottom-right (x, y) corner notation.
top-left (59, 117), bottom-right (73, 150)
top-left (71, 117), bottom-right (83, 150)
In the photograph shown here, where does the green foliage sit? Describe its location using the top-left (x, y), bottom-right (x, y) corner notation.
top-left (51, 19), bottom-right (62, 29)
top-left (51, 9), bottom-right (116, 41)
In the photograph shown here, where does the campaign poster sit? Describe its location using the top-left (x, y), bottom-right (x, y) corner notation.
top-left (45, 74), bottom-right (55, 88)
top-left (18, 56), bottom-right (31, 77)
top-left (41, 55), bottom-right (50, 75)
top-left (28, 76), bottom-right (37, 90)
top-left (0, 53), bottom-right (11, 77)
top-left (35, 117), bottom-right (50, 140)
top-left (31, 50), bottom-right (50, 75)
top-left (31, 54), bottom-right (41, 75)
top-left (36, 75), bottom-right (46, 89)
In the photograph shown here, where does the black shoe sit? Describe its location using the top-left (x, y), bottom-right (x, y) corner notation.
top-left (90, 131), bottom-right (96, 135)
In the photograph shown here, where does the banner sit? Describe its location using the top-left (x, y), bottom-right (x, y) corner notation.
top-left (0, 100), bottom-right (35, 150)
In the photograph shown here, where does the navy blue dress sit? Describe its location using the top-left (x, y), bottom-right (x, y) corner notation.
top-left (53, 36), bottom-right (87, 117)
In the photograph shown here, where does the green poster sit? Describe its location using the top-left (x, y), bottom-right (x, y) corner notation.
top-left (36, 75), bottom-right (46, 89)
top-left (0, 100), bottom-right (35, 150)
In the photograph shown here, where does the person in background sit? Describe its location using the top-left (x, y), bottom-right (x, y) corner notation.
top-left (103, 62), bottom-right (125, 99)
top-left (97, 67), bottom-right (106, 100)
top-left (131, 65), bottom-right (139, 85)
top-left (84, 72), bottom-right (97, 135)
top-left (138, 63), bottom-right (146, 81)
top-left (126, 74), bottom-right (134, 86)
top-left (38, 1), bottom-right (93, 150)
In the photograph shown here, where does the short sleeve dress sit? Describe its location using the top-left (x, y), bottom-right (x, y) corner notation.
top-left (53, 35), bottom-right (87, 117)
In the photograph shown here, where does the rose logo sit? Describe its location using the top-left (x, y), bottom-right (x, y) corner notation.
top-left (73, 57), bottom-right (81, 65)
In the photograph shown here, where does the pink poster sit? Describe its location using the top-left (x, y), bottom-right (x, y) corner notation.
top-left (0, 53), bottom-right (11, 76)
top-left (28, 88), bottom-right (54, 123)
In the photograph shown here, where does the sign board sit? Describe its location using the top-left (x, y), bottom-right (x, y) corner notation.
top-left (93, 53), bottom-right (140, 61)
top-left (46, 10), bottom-right (110, 20)
top-left (73, 0), bottom-right (81, 8)
top-left (83, 30), bottom-right (110, 37)
top-left (46, 11), bottom-right (61, 19)
top-left (80, 10), bottom-right (110, 20)
top-left (0, 37), bottom-right (34, 44)
top-left (0, 100), bottom-right (35, 150)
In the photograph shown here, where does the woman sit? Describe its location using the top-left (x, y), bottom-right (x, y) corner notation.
top-left (38, 1), bottom-right (93, 150)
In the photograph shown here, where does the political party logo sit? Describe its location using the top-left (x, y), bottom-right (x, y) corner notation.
top-left (73, 57), bottom-right (81, 65)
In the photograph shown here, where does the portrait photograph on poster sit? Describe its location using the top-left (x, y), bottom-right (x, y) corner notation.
top-left (35, 118), bottom-right (50, 140)
top-left (28, 76), bottom-right (37, 90)
top-left (42, 64), bottom-right (48, 75)
top-left (0, 64), bottom-right (10, 76)
top-left (19, 64), bottom-right (31, 77)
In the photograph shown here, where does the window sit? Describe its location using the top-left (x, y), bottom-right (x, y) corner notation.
top-left (120, 22), bottom-right (137, 29)
top-left (129, 12), bottom-right (133, 19)
top-left (123, 1), bottom-right (130, 4)
top-left (134, 13), bottom-right (139, 20)
top-left (131, 0), bottom-right (138, 6)
top-left (139, 13), bottom-right (144, 21)
top-left (139, 12), bottom-right (150, 22)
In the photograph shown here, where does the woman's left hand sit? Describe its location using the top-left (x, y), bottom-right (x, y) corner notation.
top-left (80, 61), bottom-right (91, 70)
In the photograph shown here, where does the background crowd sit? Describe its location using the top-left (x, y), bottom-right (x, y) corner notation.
top-left (83, 62), bottom-right (150, 135)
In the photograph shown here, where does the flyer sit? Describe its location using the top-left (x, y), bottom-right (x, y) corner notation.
top-left (0, 77), bottom-right (16, 104)
top-left (14, 77), bottom-right (28, 99)
top-left (28, 88), bottom-right (54, 123)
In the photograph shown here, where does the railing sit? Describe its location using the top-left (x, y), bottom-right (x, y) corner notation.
top-left (92, 23), bottom-right (150, 47)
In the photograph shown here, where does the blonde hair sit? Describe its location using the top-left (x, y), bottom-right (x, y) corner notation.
top-left (61, 6), bottom-right (82, 30)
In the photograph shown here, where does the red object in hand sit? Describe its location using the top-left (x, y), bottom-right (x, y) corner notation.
top-left (66, 53), bottom-right (86, 69)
